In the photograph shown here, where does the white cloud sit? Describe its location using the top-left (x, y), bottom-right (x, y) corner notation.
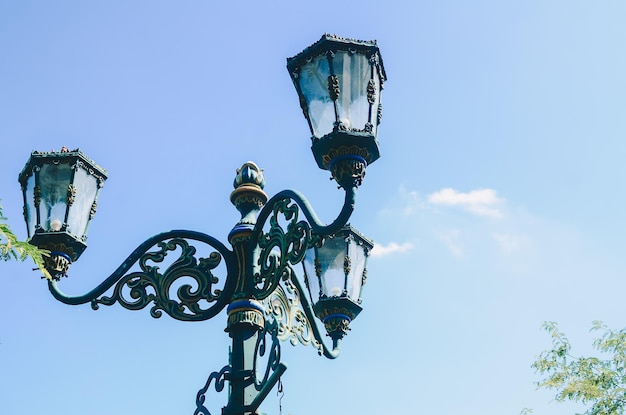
top-left (377, 187), bottom-right (530, 260)
top-left (371, 242), bottom-right (414, 258)
top-left (427, 188), bottom-right (504, 219)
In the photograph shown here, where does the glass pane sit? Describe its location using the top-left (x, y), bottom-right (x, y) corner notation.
top-left (303, 248), bottom-right (321, 303)
top-left (24, 174), bottom-right (36, 237)
top-left (347, 239), bottom-right (367, 301)
top-left (39, 163), bottom-right (72, 232)
top-left (67, 166), bottom-right (98, 238)
top-left (334, 51), bottom-right (370, 131)
top-left (298, 55), bottom-right (335, 137)
top-left (317, 236), bottom-right (347, 297)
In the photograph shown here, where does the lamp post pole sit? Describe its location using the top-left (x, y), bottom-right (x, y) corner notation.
top-left (17, 34), bottom-right (386, 415)
top-left (226, 165), bottom-right (274, 415)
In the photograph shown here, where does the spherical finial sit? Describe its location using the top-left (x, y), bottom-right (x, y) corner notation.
top-left (50, 218), bottom-right (63, 231)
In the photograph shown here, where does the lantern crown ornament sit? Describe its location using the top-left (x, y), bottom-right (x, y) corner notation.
top-left (18, 147), bottom-right (107, 279)
top-left (287, 34), bottom-right (387, 189)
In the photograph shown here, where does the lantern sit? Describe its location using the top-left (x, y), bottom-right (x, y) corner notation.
top-left (302, 225), bottom-right (373, 340)
top-left (18, 148), bottom-right (107, 278)
top-left (287, 34), bottom-right (387, 188)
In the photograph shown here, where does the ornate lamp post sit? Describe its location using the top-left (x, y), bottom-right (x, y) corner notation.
top-left (18, 34), bottom-right (386, 415)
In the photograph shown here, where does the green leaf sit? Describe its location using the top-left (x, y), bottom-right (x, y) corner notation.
top-left (0, 201), bottom-right (52, 280)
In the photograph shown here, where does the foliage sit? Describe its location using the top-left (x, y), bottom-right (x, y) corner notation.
top-left (0, 203), bottom-right (51, 280)
top-left (533, 321), bottom-right (626, 415)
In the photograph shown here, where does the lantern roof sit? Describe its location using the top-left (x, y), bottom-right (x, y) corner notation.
top-left (287, 34), bottom-right (387, 84)
top-left (335, 224), bottom-right (374, 249)
top-left (18, 147), bottom-right (108, 187)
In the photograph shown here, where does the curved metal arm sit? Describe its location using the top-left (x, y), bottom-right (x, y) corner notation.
top-left (249, 186), bottom-right (357, 301)
top-left (48, 230), bottom-right (237, 321)
top-left (290, 271), bottom-right (341, 359)
top-left (254, 185), bottom-right (357, 238)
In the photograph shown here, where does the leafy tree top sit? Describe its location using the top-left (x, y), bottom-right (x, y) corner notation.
top-left (533, 321), bottom-right (626, 415)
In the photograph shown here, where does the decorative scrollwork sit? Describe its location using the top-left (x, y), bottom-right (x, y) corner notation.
top-left (92, 238), bottom-right (226, 320)
top-left (253, 321), bottom-right (282, 391)
top-left (48, 230), bottom-right (236, 322)
top-left (253, 197), bottom-right (320, 300)
top-left (195, 365), bottom-right (230, 415)
top-left (249, 184), bottom-right (356, 303)
top-left (246, 186), bottom-right (358, 358)
top-left (264, 271), bottom-right (322, 354)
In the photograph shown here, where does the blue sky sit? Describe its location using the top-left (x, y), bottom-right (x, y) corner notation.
top-left (1, 1), bottom-right (626, 414)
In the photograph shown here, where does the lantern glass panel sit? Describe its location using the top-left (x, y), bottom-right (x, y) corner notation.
top-left (334, 51), bottom-right (371, 131)
top-left (38, 163), bottom-right (72, 232)
top-left (302, 248), bottom-right (319, 302)
top-left (23, 174), bottom-right (36, 237)
top-left (298, 54), bottom-right (335, 137)
top-left (67, 166), bottom-right (98, 239)
top-left (317, 236), bottom-right (347, 297)
top-left (347, 238), bottom-right (367, 301)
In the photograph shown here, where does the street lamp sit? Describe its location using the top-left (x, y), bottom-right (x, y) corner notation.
top-left (18, 34), bottom-right (386, 415)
